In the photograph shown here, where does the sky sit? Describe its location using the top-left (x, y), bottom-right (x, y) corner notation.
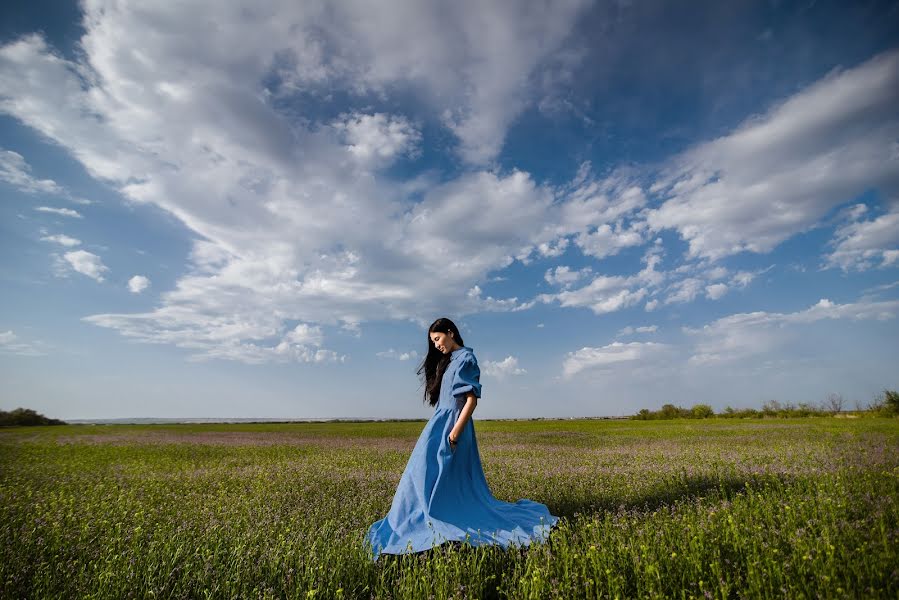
top-left (1, 0), bottom-right (898, 420)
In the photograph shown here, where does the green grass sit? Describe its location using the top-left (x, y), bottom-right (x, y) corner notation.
top-left (1, 417), bottom-right (896, 599)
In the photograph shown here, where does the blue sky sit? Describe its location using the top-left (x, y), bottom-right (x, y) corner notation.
top-left (1, 0), bottom-right (898, 420)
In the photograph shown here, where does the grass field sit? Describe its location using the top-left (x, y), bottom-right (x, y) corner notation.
top-left (1, 417), bottom-right (897, 599)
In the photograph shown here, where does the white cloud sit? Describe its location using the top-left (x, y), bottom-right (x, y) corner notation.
top-left (705, 283), bottom-right (728, 300)
top-left (1, 23), bottom-right (566, 362)
top-left (824, 203), bottom-right (899, 271)
top-left (684, 297), bottom-right (899, 365)
top-left (481, 356), bottom-right (527, 378)
top-left (664, 277), bottom-right (704, 305)
top-left (331, 112), bottom-right (421, 168)
top-left (376, 348), bottom-right (419, 361)
top-left (558, 163), bottom-right (648, 232)
top-left (261, 0), bottom-right (589, 165)
top-left (534, 237), bottom-right (569, 259)
top-left (562, 341), bottom-right (669, 378)
top-left (35, 206), bottom-right (82, 218)
top-left (284, 323), bottom-right (324, 346)
top-left (644, 48), bottom-right (899, 261)
top-left (127, 275), bottom-right (151, 293)
top-left (617, 324), bottom-right (657, 337)
top-left (40, 233), bottom-right (81, 247)
top-left (730, 269), bottom-right (760, 288)
top-left (0, 148), bottom-right (64, 195)
top-left (5, 2), bottom-right (894, 368)
top-left (538, 243), bottom-right (666, 315)
top-left (544, 265), bottom-right (592, 288)
top-left (63, 250), bottom-right (108, 281)
top-left (574, 221), bottom-right (644, 260)
top-left (561, 295), bottom-right (899, 379)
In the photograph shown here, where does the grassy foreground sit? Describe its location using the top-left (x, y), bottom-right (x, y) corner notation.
top-left (1, 417), bottom-right (897, 599)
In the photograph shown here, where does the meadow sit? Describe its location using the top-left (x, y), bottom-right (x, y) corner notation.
top-left (1, 417), bottom-right (896, 599)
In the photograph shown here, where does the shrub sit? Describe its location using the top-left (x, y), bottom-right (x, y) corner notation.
top-left (631, 403), bottom-right (715, 420)
top-left (691, 404), bottom-right (714, 418)
top-left (0, 408), bottom-right (66, 426)
top-left (870, 389), bottom-right (899, 416)
top-left (885, 390), bottom-right (899, 415)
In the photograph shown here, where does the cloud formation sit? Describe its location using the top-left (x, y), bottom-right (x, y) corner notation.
top-left (481, 356), bottom-right (527, 379)
top-left (0, 149), bottom-right (65, 195)
top-left (644, 48), bottom-right (899, 261)
top-left (62, 250), bottom-right (108, 281)
top-left (127, 275), bottom-right (151, 294)
top-left (1, 3), bottom-right (896, 368)
top-left (563, 296), bottom-right (899, 378)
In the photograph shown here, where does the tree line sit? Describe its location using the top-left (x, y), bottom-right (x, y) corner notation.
top-left (0, 408), bottom-right (67, 426)
top-left (631, 389), bottom-right (899, 420)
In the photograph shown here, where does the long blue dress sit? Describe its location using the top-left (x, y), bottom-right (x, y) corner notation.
top-left (365, 345), bottom-right (559, 560)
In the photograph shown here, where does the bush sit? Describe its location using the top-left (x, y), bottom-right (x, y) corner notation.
top-left (869, 389), bottom-right (899, 416)
top-left (885, 390), bottom-right (899, 414)
top-left (691, 404), bottom-right (714, 418)
top-left (631, 403), bottom-right (715, 420)
top-left (0, 408), bottom-right (66, 426)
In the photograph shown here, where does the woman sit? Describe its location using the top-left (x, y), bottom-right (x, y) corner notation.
top-left (365, 317), bottom-right (559, 560)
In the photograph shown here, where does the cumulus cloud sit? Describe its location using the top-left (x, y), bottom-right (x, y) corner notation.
top-left (63, 250), bottom-right (108, 281)
top-left (481, 356), bottom-right (527, 379)
top-left (574, 221), bottom-right (644, 260)
top-left (705, 283), bottom-right (728, 300)
top-left (127, 275), bottom-right (150, 293)
top-left (544, 265), bottom-right (592, 288)
top-left (644, 48), bottom-right (899, 261)
top-left (3, 1), bottom-right (894, 367)
top-left (331, 112), bottom-right (421, 168)
top-left (1, 14), bottom-right (573, 362)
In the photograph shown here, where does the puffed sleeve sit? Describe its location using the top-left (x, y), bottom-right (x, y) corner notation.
top-left (451, 355), bottom-right (482, 399)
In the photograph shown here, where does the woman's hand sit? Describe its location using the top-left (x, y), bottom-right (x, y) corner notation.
top-left (448, 433), bottom-right (458, 450)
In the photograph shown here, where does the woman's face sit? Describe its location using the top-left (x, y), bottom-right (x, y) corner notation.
top-left (429, 331), bottom-right (457, 354)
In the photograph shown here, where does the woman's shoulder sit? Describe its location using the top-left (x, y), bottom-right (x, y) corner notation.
top-left (453, 346), bottom-right (477, 363)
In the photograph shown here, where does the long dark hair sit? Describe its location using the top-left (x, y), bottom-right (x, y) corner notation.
top-left (417, 317), bottom-right (465, 407)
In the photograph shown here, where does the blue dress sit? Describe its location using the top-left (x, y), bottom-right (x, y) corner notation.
top-left (365, 345), bottom-right (559, 560)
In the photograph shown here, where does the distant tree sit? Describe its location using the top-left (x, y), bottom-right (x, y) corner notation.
top-left (631, 403), bottom-right (715, 420)
top-left (824, 392), bottom-right (844, 413)
top-left (761, 400), bottom-right (782, 416)
top-left (634, 408), bottom-right (653, 420)
top-left (881, 389), bottom-right (899, 416)
top-left (691, 404), bottom-right (714, 418)
top-left (0, 408), bottom-right (66, 426)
